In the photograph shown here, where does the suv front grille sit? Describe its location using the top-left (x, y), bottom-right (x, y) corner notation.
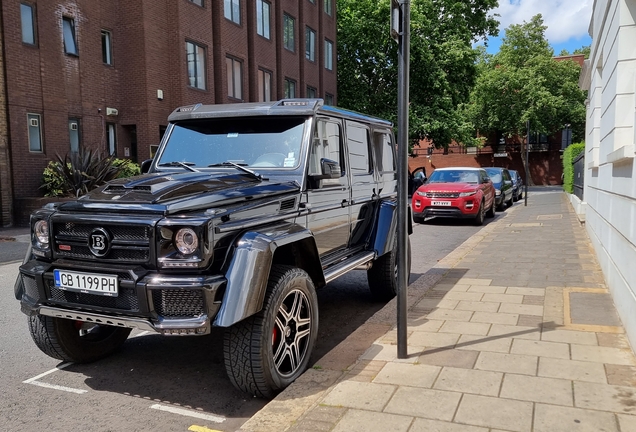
top-left (53, 221), bottom-right (151, 263)
top-left (152, 290), bottom-right (205, 318)
top-left (427, 192), bottom-right (460, 199)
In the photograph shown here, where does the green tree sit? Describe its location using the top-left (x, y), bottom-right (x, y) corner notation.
top-left (466, 15), bottom-right (586, 144)
top-left (337, 0), bottom-right (499, 149)
top-left (560, 45), bottom-right (591, 59)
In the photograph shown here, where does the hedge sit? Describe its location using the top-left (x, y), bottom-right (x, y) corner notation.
top-left (562, 142), bottom-right (586, 194)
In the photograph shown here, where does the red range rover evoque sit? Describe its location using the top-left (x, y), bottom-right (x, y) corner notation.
top-left (411, 167), bottom-right (496, 226)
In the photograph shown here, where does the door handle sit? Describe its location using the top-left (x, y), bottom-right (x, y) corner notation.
top-left (341, 199), bottom-right (349, 207)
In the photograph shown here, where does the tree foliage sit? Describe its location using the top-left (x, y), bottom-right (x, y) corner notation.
top-left (337, 0), bottom-right (499, 148)
top-left (465, 15), bottom-right (587, 141)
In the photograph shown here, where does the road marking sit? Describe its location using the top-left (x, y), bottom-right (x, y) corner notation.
top-left (149, 404), bottom-right (225, 423)
top-left (27, 380), bottom-right (88, 394)
top-left (23, 362), bottom-right (87, 394)
top-left (23, 362), bottom-right (73, 383)
top-left (188, 426), bottom-right (223, 432)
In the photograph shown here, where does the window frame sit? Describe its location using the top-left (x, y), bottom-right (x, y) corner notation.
top-left (189, 0), bottom-right (204, 6)
top-left (284, 78), bottom-right (296, 98)
top-left (69, 118), bottom-right (81, 153)
top-left (325, 93), bottom-right (334, 105)
top-left (305, 26), bottom-right (316, 62)
top-left (20, 3), bottom-right (37, 46)
top-left (62, 16), bottom-right (78, 55)
top-left (283, 14), bottom-right (295, 52)
top-left (309, 118), bottom-right (347, 188)
top-left (324, 0), bottom-right (332, 16)
top-left (324, 39), bottom-right (333, 71)
top-left (224, 0), bottom-right (241, 24)
top-left (346, 122), bottom-right (373, 175)
top-left (186, 40), bottom-right (207, 90)
top-left (106, 123), bottom-right (117, 156)
top-left (306, 86), bottom-right (316, 98)
top-left (27, 113), bottom-right (43, 153)
top-left (256, 0), bottom-right (271, 39)
top-left (258, 68), bottom-right (272, 102)
top-left (101, 29), bottom-right (113, 65)
top-left (226, 56), bottom-right (243, 100)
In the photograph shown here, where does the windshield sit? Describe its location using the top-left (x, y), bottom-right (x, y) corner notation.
top-left (485, 169), bottom-right (502, 183)
top-left (157, 117), bottom-right (306, 170)
top-left (427, 169), bottom-right (479, 184)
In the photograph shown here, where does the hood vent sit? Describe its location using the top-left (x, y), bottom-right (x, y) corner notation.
top-left (105, 185), bottom-right (152, 193)
top-left (279, 198), bottom-right (297, 211)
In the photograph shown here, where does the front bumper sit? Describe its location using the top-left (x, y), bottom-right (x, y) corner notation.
top-left (412, 195), bottom-right (480, 220)
top-left (18, 259), bottom-right (226, 336)
top-left (414, 207), bottom-right (477, 219)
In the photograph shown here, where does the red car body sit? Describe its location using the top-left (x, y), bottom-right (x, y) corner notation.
top-left (411, 167), bottom-right (496, 225)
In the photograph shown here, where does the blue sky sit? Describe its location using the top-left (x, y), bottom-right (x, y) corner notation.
top-left (480, 0), bottom-right (593, 55)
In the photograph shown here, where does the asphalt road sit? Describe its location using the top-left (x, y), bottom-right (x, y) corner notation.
top-left (0, 209), bottom-right (509, 432)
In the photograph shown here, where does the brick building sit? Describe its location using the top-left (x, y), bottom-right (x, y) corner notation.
top-left (0, 0), bottom-right (337, 226)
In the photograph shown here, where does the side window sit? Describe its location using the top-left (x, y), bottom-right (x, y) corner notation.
top-left (309, 119), bottom-right (345, 187)
top-left (480, 170), bottom-right (488, 183)
top-left (373, 131), bottom-right (396, 173)
top-left (346, 122), bottom-right (371, 175)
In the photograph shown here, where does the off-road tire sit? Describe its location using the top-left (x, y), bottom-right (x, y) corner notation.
top-left (474, 200), bottom-right (486, 226)
top-left (28, 315), bottom-right (131, 363)
top-left (486, 199), bottom-right (496, 218)
top-left (367, 236), bottom-right (411, 301)
top-left (223, 265), bottom-right (318, 399)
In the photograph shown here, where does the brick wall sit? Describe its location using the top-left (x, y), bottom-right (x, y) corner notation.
top-left (0, 10), bottom-right (14, 226)
top-left (2, 0), bottom-right (337, 224)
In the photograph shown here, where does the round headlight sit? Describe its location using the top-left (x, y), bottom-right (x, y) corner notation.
top-left (174, 228), bottom-right (198, 255)
top-left (34, 220), bottom-right (49, 245)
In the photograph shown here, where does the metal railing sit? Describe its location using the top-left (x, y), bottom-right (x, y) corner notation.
top-left (573, 152), bottom-right (585, 200)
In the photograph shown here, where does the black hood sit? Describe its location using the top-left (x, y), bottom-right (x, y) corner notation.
top-left (57, 172), bottom-right (300, 215)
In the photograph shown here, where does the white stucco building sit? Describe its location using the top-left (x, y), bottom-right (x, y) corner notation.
top-left (580, 0), bottom-right (636, 346)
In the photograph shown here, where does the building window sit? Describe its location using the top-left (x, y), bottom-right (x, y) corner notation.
top-left (258, 69), bottom-right (272, 102)
top-left (226, 57), bottom-right (242, 99)
top-left (62, 17), bottom-right (78, 55)
top-left (101, 30), bottom-right (112, 65)
top-left (69, 119), bottom-right (80, 153)
top-left (283, 14), bottom-right (295, 52)
top-left (256, 0), bottom-right (270, 39)
top-left (284, 79), bottom-right (296, 98)
top-left (186, 41), bottom-right (206, 90)
top-left (106, 123), bottom-right (116, 155)
top-left (224, 0), bottom-right (240, 24)
top-left (20, 3), bottom-right (36, 45)
top-left (307, 86), bottom-right (316, 98)
top-left (305, 27), bottom-right (316, 62)
top-left (27, 114), bottom-right (42, 152)
top-left (324, 39), bottom-right (333, 70)
top-left (324, 0), bottom-right (332, 16)
top-left (325, 93), bottom-right (334, 105)
top-left (189, 0), bottom-right (204, 6)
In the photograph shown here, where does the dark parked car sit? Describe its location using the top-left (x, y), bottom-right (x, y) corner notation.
top-left (412, 167), bottom-right (496, 226)
top-left (510, 169), bottom-right (524, 201)
top-left (484, 167), bottom-right (514, 210)
top-left (15, 99), bottom-right (411, 398)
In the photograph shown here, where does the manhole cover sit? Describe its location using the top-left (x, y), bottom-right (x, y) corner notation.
top-left (537, 214), bottom-right (563, 220)
top-left (569, 292), bottom-right (622, 326)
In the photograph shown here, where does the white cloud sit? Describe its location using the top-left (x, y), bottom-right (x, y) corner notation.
top-left (493, 0), bottom-right (593, 43)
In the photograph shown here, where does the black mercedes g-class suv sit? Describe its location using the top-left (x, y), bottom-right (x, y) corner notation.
top-left (16, 99), bottom-right (411, 398)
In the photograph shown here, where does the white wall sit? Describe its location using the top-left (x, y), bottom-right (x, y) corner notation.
top-left (584, 0), bottom-right (636, 348)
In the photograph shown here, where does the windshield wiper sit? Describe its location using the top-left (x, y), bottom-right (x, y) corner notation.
top-left (208, 161), bottom-right (267, 181)
top-left (158, 161), bottom-right (200, 172)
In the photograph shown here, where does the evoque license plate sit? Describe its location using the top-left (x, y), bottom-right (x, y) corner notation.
top-left (431, 201), bottom-right (452, 206)
top-left (53, 269), bottom-right (118, 297)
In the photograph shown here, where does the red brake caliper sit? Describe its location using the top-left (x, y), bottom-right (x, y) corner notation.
top-left (272, 327), bottom-right (278, 347)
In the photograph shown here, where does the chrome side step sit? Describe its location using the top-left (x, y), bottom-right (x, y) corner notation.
top-left (323, 251), bottom-right (375, 283)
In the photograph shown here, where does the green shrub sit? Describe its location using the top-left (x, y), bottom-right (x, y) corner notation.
top-left (113, 158), bottom-right (141, 178)
top-left (40, 149), bottom-right (140, 197)
top-left (562, 142), bottom-right (586, 194)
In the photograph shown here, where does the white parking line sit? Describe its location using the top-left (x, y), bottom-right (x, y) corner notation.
top-left (23, 362), bottom-right (87, 394)
top-left (27, 380), bottom-right (88, 394)
top-left (149, 404), bottom-right (225, 424)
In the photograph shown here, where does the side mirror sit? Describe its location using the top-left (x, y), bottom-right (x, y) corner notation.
top-left (310, 158), bottom-right (341, 181)
top-left (140, 159), bottom-right (153, 174)
top-left (483, 176), bottom-right (491, 183)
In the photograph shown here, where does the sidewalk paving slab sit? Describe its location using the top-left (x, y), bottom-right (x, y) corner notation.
top-left (239, 190), bottom-right (636, 432)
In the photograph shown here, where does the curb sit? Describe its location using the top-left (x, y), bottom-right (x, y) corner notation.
top-left (238, 206), bottom-right (520, 432)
